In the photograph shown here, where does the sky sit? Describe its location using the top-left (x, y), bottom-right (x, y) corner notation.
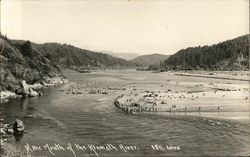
top-left (1, 0), bottom-right (249, 55)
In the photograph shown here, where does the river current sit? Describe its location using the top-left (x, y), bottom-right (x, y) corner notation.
top-left (1, 70), bottom-right (250, 156)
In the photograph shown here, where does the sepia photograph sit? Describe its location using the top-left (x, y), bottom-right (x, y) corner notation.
top-left (0, 0), bottom-right (249, 156)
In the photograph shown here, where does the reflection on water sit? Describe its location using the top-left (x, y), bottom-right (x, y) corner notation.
top-left (14, 133), bottom-right (24, 142)
top-left (1, 70), bottom-right (250, 156)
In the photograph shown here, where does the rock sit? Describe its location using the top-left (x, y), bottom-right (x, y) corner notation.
top-left (89, 90), bottom-right (97, 94)
top-left (20, 80), bottom-right (40, 97)
top-left (21, 80), bottom-right (30, 96)
top-left (15, 88), bottom-right (23, 95)
top-left (102, 91), bottom-right (108, 94)
top-left (63, 79), bottom-right (69, 84)
top-left (29, 83), bottom-right (43, 89)
top-left (1, 138), bottom-right (7, 144)
top-left (13, 119), bottom-right (25, 133)
top-left (43, 76), bottom-right (66, 86)
top-left (2, 124), bottom-right (10, 128)
top-left (7, 128), bottom-right (14, 134)
top-left (0, 128), bottom-right (7, 135)
top-left (0, 91), bottom-right (17, 100)
top-left (38, 92), bottom-right (43, 96)
top-left (0, 139), bottom-right (5, 145)
top-left (41, 81), bottom-right (53, 87)
top-left (29, 88), bottom-right (39, 97)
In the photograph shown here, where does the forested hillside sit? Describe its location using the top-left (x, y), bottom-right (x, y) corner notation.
top-left (0, 35), bottom-right (62, 92)
top-left (0, 35), bottom-right (133, 92)
top-left (8, 41), bottom-right (133, 69)
top-left (164, 35), bottom-right (249, 70)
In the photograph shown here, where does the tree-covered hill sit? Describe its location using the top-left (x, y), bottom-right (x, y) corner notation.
top-left (164, 34), bottom-right (249, 70)
top-left (0, 35), bottom-right (134, 92)
top-left (9, 40), bottom-right (133, 69)
top-left (33, 43), bottom-right (133, 69)
top-left (0, 35), bottom-right (62, 92)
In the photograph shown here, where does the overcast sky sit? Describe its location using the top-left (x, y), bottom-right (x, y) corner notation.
top-left (1, 0), bottom-right (249, 55)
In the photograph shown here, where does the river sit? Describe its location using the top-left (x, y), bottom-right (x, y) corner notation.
top-left (1, 70), bottom-right (250, 156)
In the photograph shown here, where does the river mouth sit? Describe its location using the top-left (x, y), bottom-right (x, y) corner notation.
top-left (1, 70), bottom-right (250, 156)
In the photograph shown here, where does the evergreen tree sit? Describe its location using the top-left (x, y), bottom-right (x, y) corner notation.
top-left (21, 40), bottom-right (34, 57)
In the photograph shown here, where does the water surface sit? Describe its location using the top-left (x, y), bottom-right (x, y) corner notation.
top-left (1, 70), bottom-right (250, 156)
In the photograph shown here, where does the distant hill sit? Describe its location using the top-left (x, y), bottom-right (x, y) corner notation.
top-left (10, 41), bottom-right (133, 69)
top-left (164, 34), bottom-right (249, 70)
top-left (130, 53), bottom-right (170, 67)
top-left (103, 51), bottom-right (140, 60)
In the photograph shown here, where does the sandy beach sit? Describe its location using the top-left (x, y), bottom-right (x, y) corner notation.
top-left (112, 70), bottom-right (249, 120)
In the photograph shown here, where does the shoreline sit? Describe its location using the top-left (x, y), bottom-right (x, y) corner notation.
top-left (0, 76), bottom-right (69, 156)
top-left (173, 72), bottom-right (250, 81)
top-left (0, 76), bottom-right (69, 103)
top-left (115, 98), bottom-right (250, 121)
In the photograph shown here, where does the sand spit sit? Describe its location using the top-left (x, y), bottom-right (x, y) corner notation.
top-left (173, 71), bottom-right (249, 81)
top-left (114, 82), bottom-right (249, 114)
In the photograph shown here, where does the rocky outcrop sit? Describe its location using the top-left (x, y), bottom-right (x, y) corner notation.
top-left (20, 80), bottom-right (39, 97)
top-left (1, 119), bottom-right (23, 143)
top-left (42, 76), bottom-right (69, 86)
top-left (0, 118), bottom-right (27, 156)
top-left (13, 119), bottom-right (25, 134)
top-left (0, 91), bottom-right (19, 100)
top-left (0, 35), bottom-right (68, 102)
top-left (0, 77), bottom-right (68, 102)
